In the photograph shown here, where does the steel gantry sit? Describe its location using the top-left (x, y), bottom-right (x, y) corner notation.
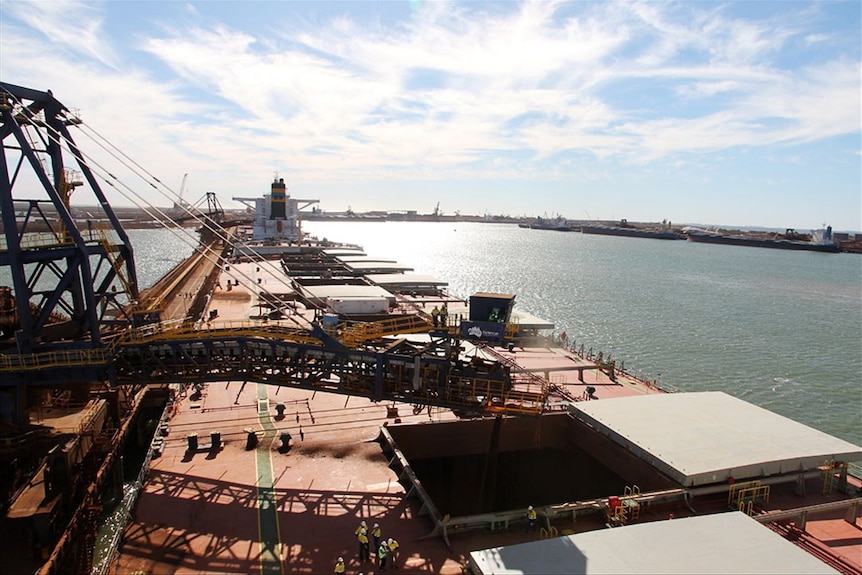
top-left (0, 82), bottom-right (141, 347)
top-left (0, 82), bottom-right (142, 420)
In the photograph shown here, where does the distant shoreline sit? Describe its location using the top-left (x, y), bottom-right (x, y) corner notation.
top-left (5, 205), bottom-right (859, 237)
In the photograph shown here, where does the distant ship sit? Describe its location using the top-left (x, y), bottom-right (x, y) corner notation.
top-left (683, 226), bottom-right (841, 253)
top-left (580, 219), bottom-right (685, 240)
top-left (519, 214), bottom-right (574, 231)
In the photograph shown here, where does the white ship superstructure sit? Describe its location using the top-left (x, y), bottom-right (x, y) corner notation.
top-left (233, 177), bottom-right (318, 242)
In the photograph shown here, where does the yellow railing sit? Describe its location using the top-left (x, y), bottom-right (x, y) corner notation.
top-left (0, 231), bottom-right (74, 252)
top-left (0, 221), bottom-right (115, 253)
top-left (505, 318), bottom-right (520, 339)
top-left (117, 320), bottom-right (320, 346)
top-left (0, 320), bottom-right (320, 373)
top-left (731, 483), bottom-right (770, 514)
top-left (94, 227), bottom-right (135, 297)
top-left (728, 479), bottom-right (761, 506)
top-left (0, 347), bottom-right (110, 372)
top-left (821, 459), bottom-right (844, 495)
top-left (446, 375), bottom-right (547, 415)
top-left (339, 314), bottom-right (433, 347)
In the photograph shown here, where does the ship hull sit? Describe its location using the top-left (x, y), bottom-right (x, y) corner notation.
top-left (580, 225), bottom-right (684, 240)
top-left (685, 231), bottom-right (840, 252)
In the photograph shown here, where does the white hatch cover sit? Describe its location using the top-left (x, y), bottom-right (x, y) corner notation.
top-left (343, 262), bottom-right (414, 273)
top-left (303, 284), bottom-right (395, 302)
top-left (365, 273), bottom-right (448, 287)
top-left (335, 255), bottom-right (398, 263)
top-left (570, 391), bottom-right (861, 486)
top-left (467, 511), bottom-right (839, 574)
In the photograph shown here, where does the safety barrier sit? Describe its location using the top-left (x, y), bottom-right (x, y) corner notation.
top-left (115, 320), bottom-right (319, 346)
top-left (340, 313), bottom-right (432, 347)
top-left (820, 459), bottom-right (849, 496)
top-left (0, 231), bottom-right (74, 252)
top-left (728, 479), bottom-right (762, 506)
top-left (0, 347), bottom-right (110, 372)
top-left (729, 481), bottom-right (770, 515)
top-left (754, 497), bottom-right (862, 531)
top-left (428, 487), bottom-right (688, 545)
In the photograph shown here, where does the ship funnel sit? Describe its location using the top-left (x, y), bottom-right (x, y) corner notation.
top-left (271, 178), bottom-right (287, 219)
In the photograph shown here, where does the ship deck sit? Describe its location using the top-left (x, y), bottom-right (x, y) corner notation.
top-left (113, 243), bottom-right (862, 575)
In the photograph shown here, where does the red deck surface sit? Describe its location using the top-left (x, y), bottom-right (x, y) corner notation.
top-left (113, 340), bottom-right (862, 574)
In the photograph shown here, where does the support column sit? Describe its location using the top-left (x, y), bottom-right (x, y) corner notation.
top-left (478, 415), bottom-right (503, 514)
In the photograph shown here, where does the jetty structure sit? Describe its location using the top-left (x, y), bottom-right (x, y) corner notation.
top-left (1, 83), bottom-right (860, 575)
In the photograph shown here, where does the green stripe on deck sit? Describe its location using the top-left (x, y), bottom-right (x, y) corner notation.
top-left (256, 385), bottom-right (282, 574)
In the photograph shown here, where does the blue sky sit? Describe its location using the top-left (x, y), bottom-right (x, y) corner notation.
top-left (1, 1), bottom-right (860, 231)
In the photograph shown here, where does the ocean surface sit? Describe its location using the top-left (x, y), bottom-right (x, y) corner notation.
top-left (128, 223), bottom-right (862, 447)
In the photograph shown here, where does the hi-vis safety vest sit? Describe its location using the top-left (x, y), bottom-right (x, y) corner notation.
top-left (378, 544), bottom-right (388, 558)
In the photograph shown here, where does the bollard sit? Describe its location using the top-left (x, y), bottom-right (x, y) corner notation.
top-left (186, 433), bottom-right (198, 452)
top-left (210, 431), bottom-right (222, 450)
top-left (246, 430), bottom-right (258, 450)
top-left (279, 431), bottom-right (292, 452)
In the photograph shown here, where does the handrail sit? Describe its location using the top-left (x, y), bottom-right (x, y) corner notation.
top-left (436, 489), bottom-right (685, 542)
top-left (115, 320), bottom-right (318, 345)
top-left (753, 497), bottom-right (862, 524)
top-left (431, 487), bottom-right (688, 542)
top-left (0, 347), bottom-right (110, 372)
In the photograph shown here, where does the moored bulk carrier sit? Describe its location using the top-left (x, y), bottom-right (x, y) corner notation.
top-left (1, 83), bottom-right (860, 575)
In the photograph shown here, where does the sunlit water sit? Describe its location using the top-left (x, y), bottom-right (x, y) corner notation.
top-left (92, 481), bottom-right (137, 574)
top-left (300, 221), bottom-right (862, 446)
top-left (69, 225), bottom-right (862, 446)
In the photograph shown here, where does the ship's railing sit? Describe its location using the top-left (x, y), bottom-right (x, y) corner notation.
top-left (0, 347), bottom-right (110, 372)
top-left (754, 497), bottom-right (862, 530)
top-left (0, 319), bottom-right (322, 373)
top-left (0, 427), bottom-right (51, 455)
top-left (0, 222), bottom-right (115, 252)
top-left (505, 318), bottom-right (520, 339)
top-left (443, 375), bottom-right (547, 415)
top-left (728, 480), bottom-right (771, 515)
top-left (340, 314), bottom-right (433, 347)
top-left (115, 320), bottom-right (320, 345)
top-left (428, 487), bottom-right (688, 546)
top-left (0, 231), bottom-right (74, 252)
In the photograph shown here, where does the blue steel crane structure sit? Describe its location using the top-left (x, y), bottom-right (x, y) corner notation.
top-left (0, 82), bottom-right (142, 421)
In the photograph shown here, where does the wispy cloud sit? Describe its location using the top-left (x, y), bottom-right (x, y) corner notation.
top-left (137, 2), bottom-right (857, 169)
top-left (3, 0), bottom-right (117, 68)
